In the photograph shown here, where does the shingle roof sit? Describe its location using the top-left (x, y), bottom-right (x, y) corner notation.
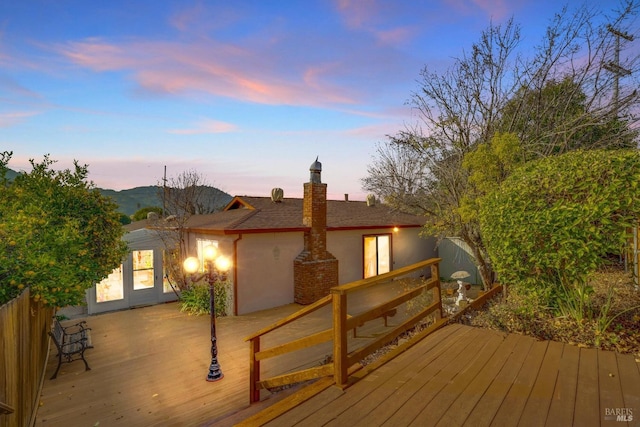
top-left (183, 196), bottom-right (426, 234)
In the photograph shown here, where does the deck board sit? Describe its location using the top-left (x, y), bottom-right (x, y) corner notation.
top-left (379, 328), bottom-right (494, 426)
top-left (340, 326), bottom-right (475, 426)
top-left (408, 329), bottom-right (507, 426)
top-left (518, 339), bottom-right (563, 427)
top-left (463, 333), bottom-right (534, 426)
top-left (546, 342), bottom-right (579, 426)
top-left (598, 350), bottom-right (626, 426)
top-left (574, 347), bottom-right (600, 426)
top-left (264, 325), bottom-right (640, 427)
top-left (434, 332), bottom-right (521, 427)
top-left (491, 340), bottom-right (548, 426)
top-left (617, 352), bottom-right (640, 417)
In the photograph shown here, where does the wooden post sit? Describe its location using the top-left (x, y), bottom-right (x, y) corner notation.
top-left (431, 262), bottom-right (443, 319)
top-left (332, 291), bottom-right (348, 388)
top-left (249, 337), bottom-right (260, 403)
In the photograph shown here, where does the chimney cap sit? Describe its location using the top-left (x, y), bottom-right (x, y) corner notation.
top-left (310, 156), bottom-right (322, 172)
top-left (309, 156), bottom-right (322, 183)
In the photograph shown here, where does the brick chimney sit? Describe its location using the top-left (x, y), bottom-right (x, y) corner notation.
top-left (293, 158), bottom-right (339, 304)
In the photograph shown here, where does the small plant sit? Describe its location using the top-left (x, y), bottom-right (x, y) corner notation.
top-left (556, 281), bottom-right (594, 324)
top-left (179, 280), bottom-right (229, 316)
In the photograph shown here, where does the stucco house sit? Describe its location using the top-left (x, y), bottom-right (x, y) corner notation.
top-left (182, 160), bottom-right (436, 315)
top-left (85, 160), bottom-right (436, 316)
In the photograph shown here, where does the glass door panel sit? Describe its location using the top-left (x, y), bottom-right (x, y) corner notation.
top-left (364, 236), bottom-right (378, 278)
top-left (133, 250), bottom-right (154, 290)
top-left (377, 235), bottom-right (390, 275)
top-left (96, 265), bottom-right (124, 302)
top-left (363, 235), bottom-right (391, 278)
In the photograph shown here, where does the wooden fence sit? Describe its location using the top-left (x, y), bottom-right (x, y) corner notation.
top-left (0, 288), bottom-right (53, 427)
top-left (245, 258), bottom-right (447, 403)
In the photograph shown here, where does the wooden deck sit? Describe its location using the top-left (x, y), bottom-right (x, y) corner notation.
top-left (35, 295), bottom-right (640, 426)
top-left (34, 281), bottom-right (413, 426)
top-left (261, 323), bottom-right (640, 427)
top-left (35, 302), bottom-right (308, 426)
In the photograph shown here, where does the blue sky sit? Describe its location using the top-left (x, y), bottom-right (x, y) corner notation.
top-left (1, 0), bottom-right (607, 199)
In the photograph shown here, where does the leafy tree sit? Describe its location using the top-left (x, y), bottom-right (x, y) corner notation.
top-left (119, 212), bottom-right (132, 225)
top-left (0, 152), bottom-right (128, 307)
top-left (132, 206), bottom-right (163, 222)
top-left (479, 149), bottom-right (640, 295)
top-left (363, 2), bottom-right (640, 288)
top-left (499, 77), bottom-right (638, 156)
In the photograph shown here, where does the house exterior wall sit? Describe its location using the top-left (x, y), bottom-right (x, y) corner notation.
top-left (235, 232), bottom-right (304, 315)
top-left (327, 227), bottom-right (437, 284)
top-left (192, 227), bottom-right (435, 315)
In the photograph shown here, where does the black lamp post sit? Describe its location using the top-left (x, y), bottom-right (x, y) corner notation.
top-left (183, 245), bottom-right (231, 382)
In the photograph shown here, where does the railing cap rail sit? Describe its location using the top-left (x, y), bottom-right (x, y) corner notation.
top-left (0, 401), bottom-right (14, 415)
top-left (331, 257), bottom-right (441, 295)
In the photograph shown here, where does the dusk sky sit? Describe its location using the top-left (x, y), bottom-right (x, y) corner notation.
top-left (1, 0), bottom-right (611, 200)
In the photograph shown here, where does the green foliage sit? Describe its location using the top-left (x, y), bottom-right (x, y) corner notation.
top-left (119, 212), bottom-right (132, 225)
top-left (476, 286), bottom-right (555, 339)
top-left (500, 78), bottom-right (638, 155)
top-left (132, 206), bottom-right (162, 222)
top-left (0, 152), bottom-right (128, 307)
top-left (460, 132), bottom-right (523, 222)
top-left (480, 149), bottom-right (640, 297)
top-left (179, 280), bottom-right (229, 317)
top-left (557, 282), bottom-right (594, 322)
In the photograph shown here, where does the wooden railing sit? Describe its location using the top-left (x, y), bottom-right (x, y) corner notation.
top-left (245, 258), bottom-right (444, 403)
top-left (0, 288), bottom-right (54, 427)
top-left (0, 403), bottom-right (13, 416)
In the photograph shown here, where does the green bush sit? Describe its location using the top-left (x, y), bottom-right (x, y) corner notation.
top-left (179, 280), bottom-right (229, 317)
top-left (480, 149), bottom-right (640, 299)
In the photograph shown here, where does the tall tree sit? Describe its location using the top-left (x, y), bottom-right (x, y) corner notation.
top-left (0, 152), bottom-right (128, 307)
top-left (363, 1), bottom-right (640, 288)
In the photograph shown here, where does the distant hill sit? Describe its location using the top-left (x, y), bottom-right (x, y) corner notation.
top-left (98, 186), bottom-right (164, 216)
top-left (5, 168), bottom-right (19, 181)
top-left (99, 186), bottom-right (233, 216)
top-left (4, 168), bottom-right (232, 216)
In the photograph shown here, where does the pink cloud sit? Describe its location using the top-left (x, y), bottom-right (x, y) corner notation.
top-left (333, 0), bottom-right (416, 46)
top-left (376, 27), bottom-right (414, 45)
top-left (56, 39), bottom-right (131, 71)
top-left (54, 37), bottom-right (359, 107)
top-left (335, 0), bottom-right (379, 30)
top-left (0, 111), bottom-right (39, 127)
top-left (168, 118), bottom-right (238, 135)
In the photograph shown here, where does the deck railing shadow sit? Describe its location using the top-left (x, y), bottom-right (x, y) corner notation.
top-left (245, 257), bottom-right (447, 404)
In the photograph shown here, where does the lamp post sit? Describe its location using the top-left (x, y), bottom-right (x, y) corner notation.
top-left (183, 245), bottom-right (231, 382)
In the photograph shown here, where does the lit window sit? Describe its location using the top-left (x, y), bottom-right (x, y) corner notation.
top-left (363, 234), bottom-right (391, 278)
top-left (96, 266), bottom-right (124, 302)
top-left (133, 250), bottom-right (154, 290)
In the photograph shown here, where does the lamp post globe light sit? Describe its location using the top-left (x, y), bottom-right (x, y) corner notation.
top-left (183, 245), bottom-right (231, 382)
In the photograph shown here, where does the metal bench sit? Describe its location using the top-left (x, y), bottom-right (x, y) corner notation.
top-left (48, 317), bottom-right (93, 380)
